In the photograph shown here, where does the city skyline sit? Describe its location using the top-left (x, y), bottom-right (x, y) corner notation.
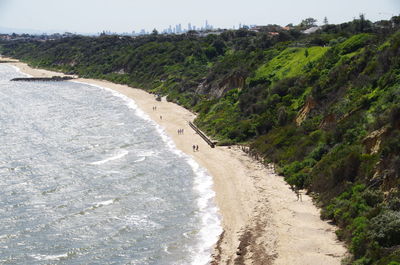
top-left (0, 0), bottom-right (399, 34)
top-left (103, 21), bottom-right (272, 37)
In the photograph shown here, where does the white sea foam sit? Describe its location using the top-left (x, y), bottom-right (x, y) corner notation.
top-left (136, 150), bottom-right (157, 157)
top-left (90, 150), bottom-right (129, 165)
top-left (163, 245), bottom-right (173, 254)
top-left (133, 156), bottom-right (146, 163)
top-left (139, 102), bottom-right (222, 265)
top-left (125, 214), bottom-right (160, 229)
top-left (155, 142), bottom-right (221, 263)
top-left (73, 80), bottom-right (222, 265)
top-left (72, 81), bottom-right (153, 124)
top-left (186, 158), bottom-right (223, 265)
top-left (31, 253), bottom-right (68, 261)
top-left (94, 199), bottom-right (114, 207)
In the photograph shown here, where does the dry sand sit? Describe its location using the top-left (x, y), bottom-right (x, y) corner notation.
top-left (2, 58), bottom-right (347, 264)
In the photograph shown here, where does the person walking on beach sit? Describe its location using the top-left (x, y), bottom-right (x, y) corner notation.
top-left (196, 145), bottom-right (199, 151)
top-left (160, 115), bottom-right (162, 120)
top-left (192, 145), bottom-right (196, 152)
top-left (295, 189), bottom-right (302, 202)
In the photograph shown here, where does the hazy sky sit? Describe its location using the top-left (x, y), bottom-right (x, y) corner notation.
top-left (0, 0), bottom-right (399, 34)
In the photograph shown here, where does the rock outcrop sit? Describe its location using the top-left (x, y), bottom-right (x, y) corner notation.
top-left (363, 126), bottom-right (389, 154)
top-left (196, 73), bottom-right (245, 98)
top-left (295, 96), bottom-right (317, 126)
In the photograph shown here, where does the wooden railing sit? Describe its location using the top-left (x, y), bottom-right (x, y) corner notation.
top-left (188, 121), bottom-right (216, 148)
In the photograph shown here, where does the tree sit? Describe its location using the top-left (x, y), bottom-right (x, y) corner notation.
top-left (353, 13), bottom-right (372, 33)
top-left (359, 13), bottom-right (366, 31)
top-left (323, 17), bottom-right (329, 25)
top-left (391, 16), bottom-right (400, 27)
top-left (300, 18), bottom-right (317, 28)
top-left (152, 29), bottom-right (159, 35)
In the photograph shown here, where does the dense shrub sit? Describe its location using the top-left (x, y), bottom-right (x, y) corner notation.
top-left (369, 211), bottom-right (400, 248)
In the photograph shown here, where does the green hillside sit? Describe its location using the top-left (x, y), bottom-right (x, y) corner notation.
top-left (253, 46), bottom-right (329, 82)
top-left (1, 16), bottom-right (400, 264)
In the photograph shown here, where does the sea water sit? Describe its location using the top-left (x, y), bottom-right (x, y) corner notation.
top-left (0, 64), bottom-right (221, 264)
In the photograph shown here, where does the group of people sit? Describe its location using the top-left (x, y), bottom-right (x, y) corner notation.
top-left (151, 106), bottom-right (162, 119)
top-left (152, 103), bottom-right (200, 152)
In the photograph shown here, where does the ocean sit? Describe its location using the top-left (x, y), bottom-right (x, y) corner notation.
top-left (0, 64), bottom-right (221, 264)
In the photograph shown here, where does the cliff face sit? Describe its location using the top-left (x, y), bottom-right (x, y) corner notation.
top-left (196, 72), bottom-right (245, 98)
top-left (295, 96), bottom-right (317, 126)
top-left (363, 126), bottom-right (389, 155)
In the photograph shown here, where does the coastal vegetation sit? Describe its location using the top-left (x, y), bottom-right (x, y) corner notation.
top-left (1, 15), bottom-right (400, 264)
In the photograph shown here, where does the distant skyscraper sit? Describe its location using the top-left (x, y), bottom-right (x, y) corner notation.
top-left (188, 23), bottom-right (192, 31)
top-left (205, 20), bottom-right (209, 30)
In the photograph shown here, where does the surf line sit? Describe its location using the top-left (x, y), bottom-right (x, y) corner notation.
top-left (91, 150), bottom-right (129, 165)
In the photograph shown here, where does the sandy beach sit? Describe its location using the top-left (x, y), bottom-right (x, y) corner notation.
top-left (2, 57), bottom-right (346, 264)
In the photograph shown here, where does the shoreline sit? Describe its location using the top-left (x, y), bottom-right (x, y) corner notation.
top-left (2, 57), bottom-right (347, 264)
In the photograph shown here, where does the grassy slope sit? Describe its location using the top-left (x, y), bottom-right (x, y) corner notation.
top-left (253, 46), bottom-right (329, 82)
